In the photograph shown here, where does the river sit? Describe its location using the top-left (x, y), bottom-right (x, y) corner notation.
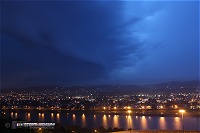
top-left (1, 110), bottom-right (199, 130)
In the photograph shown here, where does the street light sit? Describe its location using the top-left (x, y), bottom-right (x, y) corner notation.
top-left (179, 109), bottom-right (185, 133)
top-left (127, 110), bottom-right (132, 115)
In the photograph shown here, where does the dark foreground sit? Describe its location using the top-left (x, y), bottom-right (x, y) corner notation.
top-left (0, 114), bottom-right (199, 133)
top-left (110, 130), bottom-right (200, 133)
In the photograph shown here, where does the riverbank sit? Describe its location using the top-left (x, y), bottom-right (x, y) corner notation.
top-left (2, 109), bottom-right (200, 117)
top-left (1, 111), bottom-right (199, 131)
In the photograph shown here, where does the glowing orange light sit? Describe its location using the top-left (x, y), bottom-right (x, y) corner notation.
top-left (127, 106), bottom-right (131, 109)
top-left (179, 109), bottom-right (185, 113)
top-left (127, 110), bottom-right (132, 115)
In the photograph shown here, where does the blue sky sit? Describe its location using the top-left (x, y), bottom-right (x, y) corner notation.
top-left (1, 1), bottom-right (199, 88)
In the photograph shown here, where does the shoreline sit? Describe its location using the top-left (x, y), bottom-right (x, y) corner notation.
top-left (1, 109), bottom-right (200, 117)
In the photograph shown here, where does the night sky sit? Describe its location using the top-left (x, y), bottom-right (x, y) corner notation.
top-left (1, 1), bottom-right (199, 88)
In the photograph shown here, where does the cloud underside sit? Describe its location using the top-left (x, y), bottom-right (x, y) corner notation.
top-left (1, 1), bottom-right (142, 87)
top-left (1, 1), bottom-right (199, 88)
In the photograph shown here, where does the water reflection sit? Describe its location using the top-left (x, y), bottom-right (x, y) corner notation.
top-left (126, 115), bottom-right (133, 130)
top-left (40, 113), bottom-right (44, 122)
top-left (113, 115), bottom-right (119, 128)
top-left (174, 117), bottom-right (181, 130)
top-left (5, 111), bottom-right (198, 130)
top-left (27, 113), bottom-right (31, 121)
top-left (159, 117), bottom-right (166, 129)
top-left (82, 114), bottom-right (86, 127)
top-left (56, 113), bottom-right (60, 122)
top-left (51, 113), bottom-right (54, 121)
top-left (15, 112), bottom-right (18, 118)
top-left (11, 112), bottom-right (14, 118)
top-left (103, 115), bottom-right (107, 128)
top-left (38, 113), bottom-right (41, 121)
top-left (141, 116), bottom-right (148, 130)
top-left (72, 114), bottom-right (76, 125)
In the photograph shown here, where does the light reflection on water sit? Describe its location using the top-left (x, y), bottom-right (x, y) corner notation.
top-left (159, 117), bottom-right (166, 129)
top-left (56, 113), bottom-right (60, 123)
top-left (174, 116), bottom-right (182, 130)
top-left (4, 111), bottom-right (199, 130)
top-left (25, 113), bottom-right (31, 121)
top-left (102, 115), bottom-right (107, 128)
top-left (51, 113), bottom-right (54, 121)
top-left (38, 113), bottom-right (41, 122)
top-left (141, 116), bottom-right (148, 130)
top-left (42, 113), bottom-right (44, 121)
top-left (15, 112), bottom-right (18, 118)
top-left (113, 115), bottom-right (119, 128)
top-left (72, 114), bottom-right (76, 125)
top-left (81, 114), bottom-right (86, 127)
top-left (11, 112), bottom-right (14, 118)
top-left (126, 115), bottom-right (133, 130)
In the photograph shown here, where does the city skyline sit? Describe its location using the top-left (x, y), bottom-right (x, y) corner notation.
top-left (1, 1), bottom-right (199, 88)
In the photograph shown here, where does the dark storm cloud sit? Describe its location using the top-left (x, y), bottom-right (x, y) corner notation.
top-left (1, 1), bottom-right (199, 88)
top-left (1, 1), bottom-right (142, 88)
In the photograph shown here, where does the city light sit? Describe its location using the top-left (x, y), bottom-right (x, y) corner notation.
top-left (127, 110), bottom-right (132, 115)
top-left (179, 109), bottom-right (185, 113)
top-left (1, 84), bottom-right (199, 132)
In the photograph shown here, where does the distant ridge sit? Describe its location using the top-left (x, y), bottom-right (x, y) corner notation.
top-left (1, 80), bottom-right (199, 95)
top-left (143, 80), bottom-right (199, 94)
